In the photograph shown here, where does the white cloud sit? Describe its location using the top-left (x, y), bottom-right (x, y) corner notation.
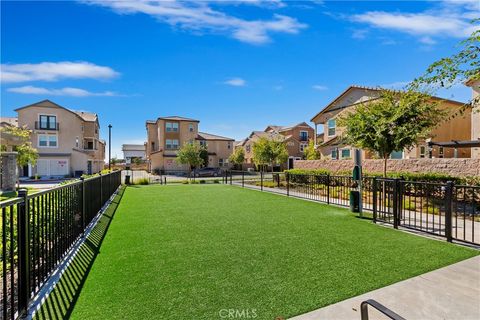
top-left (351, 29), bottom-right (368, 40)
top-left (8, 85), bottom-right (117, 97)
top-left (312, 84), bottom-right (328, 91)
top-left (224, 77), bottom-right (246, 86)
top-left (1, 61), bottom-right (119, 83)
top-left (82, 1), bottom-right (306, 44)
top-left (352, 11), bottom-right (476, 39)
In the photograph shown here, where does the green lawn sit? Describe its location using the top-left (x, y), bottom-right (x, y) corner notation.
top-left (39, 185), bottom-right (477, 320)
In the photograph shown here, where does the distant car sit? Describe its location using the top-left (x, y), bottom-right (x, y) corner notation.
top-left (191, 167), bottom-right (223, 177)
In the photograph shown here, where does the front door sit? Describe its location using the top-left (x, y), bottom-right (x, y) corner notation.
top-left (288, 158), bottom-right (294, 169)
top-left (87, 161), bottom-right (92, 175)
top-left (22, 165), bottom-right (29, 177)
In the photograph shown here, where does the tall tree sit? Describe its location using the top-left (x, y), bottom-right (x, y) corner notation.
top-left (252, 137), bottom-right (288, 172)
top-left (228, 147), bottom-right (245, 169)
top-left (412, 23), bottom-right (479, 107)
top-left (338, 90), bottom-right (445, 177)
top-left (175, 142), bottom-right (205, 175)
top-left (303, 140), bottom-right (321, 160)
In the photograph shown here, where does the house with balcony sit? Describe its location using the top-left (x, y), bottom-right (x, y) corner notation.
top-left (122, 144), bottom-right (146, 164)
top-left (311, 85), bottom-right (472, 160)
top-left (145, 116), bottom-right (234, 172)
top-left (15, 100), bottom-right (105, 177)
top-left (238, 122), bottom-right (314, 169)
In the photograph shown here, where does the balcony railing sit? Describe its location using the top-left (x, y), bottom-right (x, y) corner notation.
top-left (35, 121), bottom-right (59, 131)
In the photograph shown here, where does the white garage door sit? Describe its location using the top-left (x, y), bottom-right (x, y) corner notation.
top-left (36, 159), bottom-right (69, 176)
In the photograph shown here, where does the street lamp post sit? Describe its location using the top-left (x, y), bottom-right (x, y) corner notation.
top-left (108, 124), bottom-right (112, 170)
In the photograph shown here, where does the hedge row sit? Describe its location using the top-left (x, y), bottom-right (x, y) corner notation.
top-left (284, 169), bottom-right (480, 186)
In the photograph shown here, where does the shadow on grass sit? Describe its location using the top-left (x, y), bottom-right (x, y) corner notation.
top-left (33, 186), bottom-right (126, 320)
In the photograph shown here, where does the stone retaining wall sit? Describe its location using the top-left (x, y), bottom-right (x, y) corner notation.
top-left (293, 159), bottom-right (480, 177)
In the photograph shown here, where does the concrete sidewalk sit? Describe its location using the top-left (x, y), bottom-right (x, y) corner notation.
top-left (291, 255), bottom-right (480, 320)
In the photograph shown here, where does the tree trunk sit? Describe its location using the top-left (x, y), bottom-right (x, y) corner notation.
top-left (383, 155), bottom-right (388, 177)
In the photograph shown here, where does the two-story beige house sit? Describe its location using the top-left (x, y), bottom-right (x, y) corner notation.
top-left (15, 100), bottom-right (105, 177)
top-left (238, 122), bottom-right (314, 169)
top-left (145, 116), bottom-right (234, 172)
top-left (311, 85), bottom-right (472, 160)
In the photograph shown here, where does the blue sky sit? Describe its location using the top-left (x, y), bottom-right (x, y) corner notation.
top-left (1, 0), bottom-right (478, 158)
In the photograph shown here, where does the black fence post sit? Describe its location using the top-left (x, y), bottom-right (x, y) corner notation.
top-left (261, 171), bottom-right (264, 191)
top-left (372, 177), bottom-right (377, 223)
top-left (242, 170), bottom-right (244, 187)
top-left (80, 177), bottom-right (86, 230)
top-left (230, 171), bottom-right (233, 185)
top-left (393, 178), bottom-right (400, 229)
top-left (286, 172), bottom-right (290, 196)
top-left (327, 174), bottom-right (330, 205)
top-left (445, 181), bottom-right (454, 242)
top-left (17, 188), bottom-right (30, 318)
top-left (99, 173), bottom-right (103, 205)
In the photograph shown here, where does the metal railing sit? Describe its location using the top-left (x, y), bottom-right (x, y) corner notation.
top-left (225, 170), bottom-right (480, 246)
top-left (1, 170), bottom-right (121, 319)
top-left (360, 299), bottom-right (405, 320)
top-left (34, 122), bottom-right (59, 131)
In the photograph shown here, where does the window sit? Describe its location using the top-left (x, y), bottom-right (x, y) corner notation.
top-left (439, 147), bottom-right (444, 158)
top-left (189, 124), bottom-right (194, 132)
top-left (327, 119), bottom-right (336, 136)
top-left (331, 149), bottom-right (337, 160)
top-left (219, 158), bottom-right (224, 167)
top-left (341, 149), bottom-right (351, 159)
top-left (95, 126), bottom-right (98, 134)
top-left (227, 142), bottom-right (231, 149)
top-left (151, 142), bottom-right (155, 152)
top-left (39, 115), bottom-right (56, 129)
top-left (199, 140), bottom-right (207, 147)
top-left (300, 143), bottom-right (307, 152)
top-left (246, 145), bottom-right (251, 152)
top-left (390, 150), bottom-right (403, 159)
top-left (300, 131), bottom-right (308, 141)
top-left (420, 146), bottom-right (426, 158)
top-left (38, 134), bottom-right (57, 147)
top-left (166, 139), bottom-right (179, 149)
top-left (75, 137), bottom-right (79, 148)
top-left (166, 122), bottom-right (179, 132)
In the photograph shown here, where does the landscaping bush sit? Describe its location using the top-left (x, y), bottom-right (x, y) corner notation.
top-left (136, 178), bottom-right (149, 185)
top-left (213, 179), bottom-right (220, 184)
top-left (199, 180), bottom-right (206, 184)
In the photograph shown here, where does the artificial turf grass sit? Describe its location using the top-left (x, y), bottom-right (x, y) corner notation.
top-left (67, 185), bottom-right (477, 320)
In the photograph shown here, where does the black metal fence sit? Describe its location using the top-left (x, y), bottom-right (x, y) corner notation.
top-left (225, 170), bottom-right (480, 246)
top-left (1, 170), bottom-right (121, 319)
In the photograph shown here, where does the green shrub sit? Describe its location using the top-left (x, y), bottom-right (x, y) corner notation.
top-left (199, 180), bottom-right (206, 184)
top-left (136, 178), bottom-right (149, 185)
top-left (181, 180), bottom-right (189, 184)
top-left (213, 179), bottom-right (220, 184)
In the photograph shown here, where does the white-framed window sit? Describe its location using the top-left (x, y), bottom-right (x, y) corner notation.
top-left (327, 119), bottom-right (336, 137)
top-left (75, 137), bottom-right (79, 148)
top-left (199, 140), bottom-right (207, 147)
top-left (439, 147), bottom-right (444, 158)
top-left (246, 145), bottom-right (251, 152)
top-left (166, 122), bottom-right (179, 132)
top-left (166, 139), bottom-right (179, 149)
top-left (227, 142), bottom-right (231, 149)
top-left (219, 158), bottom-right (224, 167)
top-left (420, 146), bottom-right (426, 158)
top-left (300, 143), bottom-right (308, 152)
top-left (341, 149), bottom-right (351, 159)
top-left (38, 134), bottom-right (57, 148)
top-left (331, 149), bottom-right (338, 160)
top-left (300, 131), bottom-right (308, 141)
top-left (189, 123), bottom-right (194, 132)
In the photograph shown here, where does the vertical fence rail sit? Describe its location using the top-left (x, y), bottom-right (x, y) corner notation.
top-left (0, 170), bottom-right (121, 320)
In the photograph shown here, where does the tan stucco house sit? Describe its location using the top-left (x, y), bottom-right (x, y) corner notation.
top-left (238, 122), bottom-right (314, 169)
top-left (145, 116), bottom-right (234, 172)
top-left (15, 100), bottom-right (105, 177)
top-left (311, 85), bottom-right (472, 160)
